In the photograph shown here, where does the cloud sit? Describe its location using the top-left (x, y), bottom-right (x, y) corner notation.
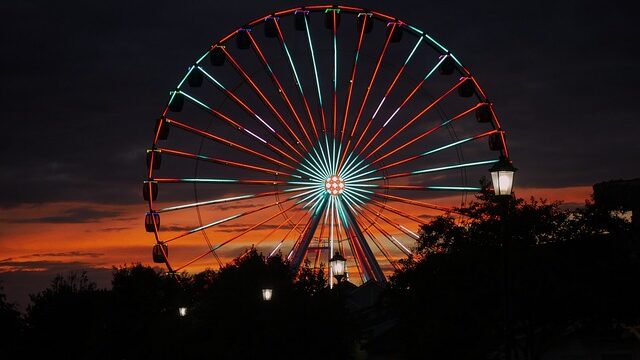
top-left (3, 207), bottom-right (120, 224)
top-left (0, 260), bottom-right (105, 272)
top-left (218, 203), bottom-right (259, 211)
top-left (162, 225), bottom-right (194, 232)
top-left (0, 251), bottom-right (105, 264)
top-left (98, 227), bottom-right (131, 232)
top-left (214, 223), bottom-right (295, 233)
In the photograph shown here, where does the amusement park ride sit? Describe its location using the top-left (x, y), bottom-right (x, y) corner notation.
top-left (143, 5), bottom-right (514, 286)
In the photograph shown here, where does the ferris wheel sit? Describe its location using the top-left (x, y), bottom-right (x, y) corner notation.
top-left (143, 5), bottom-right (510, 285)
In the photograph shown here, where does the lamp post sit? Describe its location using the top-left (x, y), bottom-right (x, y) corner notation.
top-left (489, 156), bottom-right (516, 360)
top-left (329, 251), bottom-right (346, 285)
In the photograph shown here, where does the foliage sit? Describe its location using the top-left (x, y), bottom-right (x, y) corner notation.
top-left (0, 283), bottom-right (23, 357)
top-left (15, 253), bottom-right (356, 360)
top-left (384, 187), bottom-right (638, 359)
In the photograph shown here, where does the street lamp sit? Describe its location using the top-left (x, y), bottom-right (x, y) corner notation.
top-left (489, 156), bottom-right (516, 196)
top-left (261, 288), bottom-right (273, 301)
top-left (178, 307), bottom-right (187, 317)
top-left (329, 251), bottom-right (346, 284)
top-left (489, 156), bottom-right (516, 360)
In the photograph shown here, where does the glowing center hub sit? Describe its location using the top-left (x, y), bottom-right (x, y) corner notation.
top-left (325, 175), bottom-right (345, 195)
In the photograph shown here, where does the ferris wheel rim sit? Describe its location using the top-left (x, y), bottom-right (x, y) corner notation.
top-left (145, 4), bottom-right (510, 281)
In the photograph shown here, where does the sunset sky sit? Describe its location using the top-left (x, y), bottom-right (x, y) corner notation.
top-left (1, 0), bottom-right (638, 308)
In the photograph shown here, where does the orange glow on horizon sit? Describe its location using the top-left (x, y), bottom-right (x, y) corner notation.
top-left (0, 185), bottom-right (593, 277)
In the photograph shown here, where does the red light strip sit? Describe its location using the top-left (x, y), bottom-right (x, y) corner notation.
top-left (372, 104), bottom-right (483, 166)
top-left (159, 147), bottom-right (291, 177)
top-left (346, 201), bottom-right (411, 256)
top-left (270, 211), bottom-right (308, 259)
top-left (153, 178), bottom-right (289, 186)
top-left (167, 195), bottom-right (299, 245)
top-left (364, 77), bottom-right (467, 160)
top-left (375, 129), bottom-right (498, 174)
top-left (168, 119), bottom-right (295, 170)
top-left (340, 14), bottom-right (368, 144)
top-left (344, 195), bottom-right (418, 239)
top-left (203, 67), bottom-right (305, 159)
top-left (244, 32), bottom-right (313, 150)
top-left (337, 22), bottom-right (396, 173)
top-left (169, 101), bottom-right (298, 165)
top-left (361, 225), bottom-right (399, 271)
top-left (332, 10), bottom-right (338, 139)
top-left (368, 198), bottom-right (427, 225)
top-left (273, 19), bottom-right (320, 142)
top-left (221, 47), bottom-right (312, 149)
top-left (371, 192), bottom-right (453, 213)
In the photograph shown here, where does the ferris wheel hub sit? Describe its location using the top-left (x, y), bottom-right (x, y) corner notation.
top-left (325, 175), bottom-right (345, 196)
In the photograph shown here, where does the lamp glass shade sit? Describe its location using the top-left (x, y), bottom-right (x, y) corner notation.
top-left (329, 252), bottom-right (346, 278)
top-left (489, 158), bottom-right (516, 196)
top-left (491, 169), bottom-right (514, 196)
top-left (178, 307), bottom-right (187, 317)
top-left (262, 288), bottom-right (273, 301)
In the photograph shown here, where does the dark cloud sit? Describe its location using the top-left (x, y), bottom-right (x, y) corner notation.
top-left (218, 203), bottom-right (260, 211)
top-left (1, 0), bottom-right (638, 203)
top-left (0, 251), bottom-right (104, 262)
top-left (215, 223), bottom-right (295, 233)
top-left (97, 227), bottom-right (131, 232)
top-left (2, 207), bottom-right (120, 223)
top-left (162, 225), bottom-right (194, 232)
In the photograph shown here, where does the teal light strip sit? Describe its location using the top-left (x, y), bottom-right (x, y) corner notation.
top-left (304, 15), bottom-right (323, 107)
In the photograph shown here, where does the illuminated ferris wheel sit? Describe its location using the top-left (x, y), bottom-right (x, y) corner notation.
top-left (143, 5), bottom-right (510, 284)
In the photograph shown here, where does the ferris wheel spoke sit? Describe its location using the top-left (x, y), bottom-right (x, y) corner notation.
top-left (347, 125), bottom-right (498, 182)
top-left (341, 190), bottom-right (419, 240)
top-left (337, 21), bottom-right (397, 173)
top-left (272, 18), bottom-right (320, 143)
top-left (167, 118), bottom-right (296, 170)
top-left (356, 55), bottom-right (452, 157)
top-left (300, 11), bottom-right (327, 134)
top-left (346, 158), bottom-right (500, 184)
top-left (268, 210), bottom-right (310, 258)
top-left (244, 32), bottom-right (314, 148)
top-left (342, 203), bottom-right (386, 283)
top-left (342, 197), bottom-right (411, 256)
top-left (336, 198), bottom-right (379, 275)
top-left (352, 36), bottom-right (424, 152)
top-left (172, 91), bottom-right (299, 165)
top-left (255, 212), bottom-right (297, 249)
top-left (289, 194), bottom-right (328, 271)
top-left (339, 12), bottom-right (368, 144)
top-left (346, 186), bottom-right (428, 225)
top-left (174, 199), bottom-right (304, 272)
top-left (371, 103), bottom-right (483, 166)
top-left (158, 147), bottom-right (294, 177)
top-left (351, 184), bottom-right (482, 192)
top-left (156, 189), bottom-right (306, 213)
top-left (164, 187), bottom-right (322, 244)
top-left (330, 8), bottom-right (339, 138)
top-left (367, 198), bottom-right (428, 226)
top-left (364, 74), bottom-right (467, 160)
top-left (376, 129), bottom-right (499, 175)
top-left (220, 46), bottom-right (312, 149)
top-left (153, 178), bottom-right (291, 186)
top-left (197, 67), bottom-right (306, 158)
top-left (361, 225), bottom-right (400, 271)
top-left (370, 192), bottom-right (453, 213)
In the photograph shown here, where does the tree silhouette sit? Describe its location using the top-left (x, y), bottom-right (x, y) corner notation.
top-left (0, 283), bottom-right (23, 358)
top-left (383, 188), bottom-right (638, 359)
